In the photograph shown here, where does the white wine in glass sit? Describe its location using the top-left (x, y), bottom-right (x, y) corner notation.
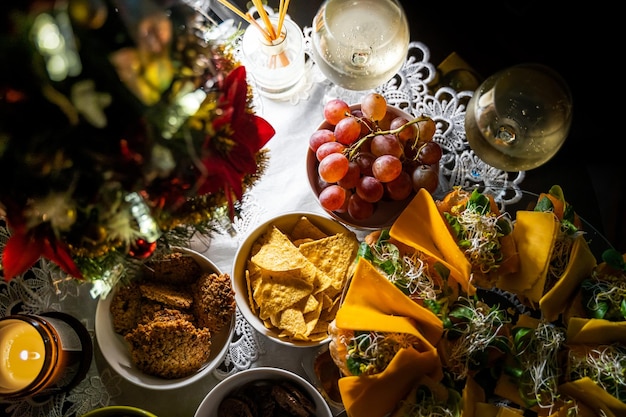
top-left (464, 64), bottom-right (573, 172)
top-left (310, 0), bottom-right (409, 91)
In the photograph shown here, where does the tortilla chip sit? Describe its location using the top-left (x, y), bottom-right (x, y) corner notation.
top-left (290, 216), bottom-right (328, 241)
top-left (252, 226), bottom-right (321, 289)
top-left (298, 233), bottom-right (359, 297)
top-left (245, 268), bottom-right (258, 315)
top-left (301, 294), bottom-right (320, 314)
top-left (254, 270), bottom-right (314, 319)
top-left (293, 238), bottom-right (314, 247)
top-left (276, 307), bottom-right (308, 337)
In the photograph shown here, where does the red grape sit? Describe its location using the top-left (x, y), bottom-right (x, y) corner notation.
top-left (309, 128), bottom-right (335, 152)
top-left (390, 116), bottom-right (417, 144)
top-left (417, 118), bottom-right (436, 142)
top-left (319, 184), bottom-right (347, 211)
top-left (354, 152), bottom-right (376, 176)
top-left (337, 161), bottom-right (361, 189)
top-left (324, 99), bottom-right (350, 125)
top-left (385, 171), bottom-right (413, 200)
top-left (334, 116), bottom-right (362, 145)
top-left (347, 193), bottom-right (374, 220)
top-left (372, 154), bottom-right (402, 183)
top-left (417, 141), bottom-right (443, 165)
top-left (360, 93), bottom-right (387, 121)
top-left (316, 141), bottom-right (345, 161)
top-left (411, 164), bottom-right (439, 194)
top-left (356, 175), bottom-right (384, 203)
top-left (370, 134), bottom-right (403, 158)
top-left (318, 153), bottom-right (349, 183)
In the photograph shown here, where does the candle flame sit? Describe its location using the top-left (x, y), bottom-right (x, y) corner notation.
top-left (19, 350), bottom-right (42, 361)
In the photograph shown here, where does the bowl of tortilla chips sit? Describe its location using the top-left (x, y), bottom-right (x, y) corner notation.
top-left (232, 212), bottom-right (360, 347)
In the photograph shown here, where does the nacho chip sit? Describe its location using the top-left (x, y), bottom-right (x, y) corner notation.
top-left (254, 270), bottom-right (314, 319)
top-left (301, 294), bottom-right (321, 314)
top-left (252, 226), bottom-right (325, 291)
top-left (275, 307), bottom-right (307, 337)
top-left (298, 233), bottom-right (359, 297)
top-left (290, 216), bottom-right (328, 241)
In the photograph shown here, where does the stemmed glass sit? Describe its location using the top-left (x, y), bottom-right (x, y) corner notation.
top-left (464, 64), bottom-right (573, 172)
top-left (310, 0), bottom-right (410, 99)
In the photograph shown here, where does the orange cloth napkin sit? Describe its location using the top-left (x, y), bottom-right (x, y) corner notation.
top-left (389, 188), bottom-right (475, 295)
top-left (335, 258), bottom-right (444, 417)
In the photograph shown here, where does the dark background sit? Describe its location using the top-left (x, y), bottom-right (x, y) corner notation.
top-left (222, 0), bottom-right (625, 253)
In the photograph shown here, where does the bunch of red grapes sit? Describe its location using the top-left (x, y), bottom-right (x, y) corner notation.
top-left (309, 93), bottom-right (442, 222)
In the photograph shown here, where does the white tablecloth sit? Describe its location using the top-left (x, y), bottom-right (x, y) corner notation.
top-left (0, 40), bottom-right (527, 417)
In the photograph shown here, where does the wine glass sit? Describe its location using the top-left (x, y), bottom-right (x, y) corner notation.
top-left (464, 63), bottom-right (573, 172)
top-left (310, 0), bottom-right (409, 96)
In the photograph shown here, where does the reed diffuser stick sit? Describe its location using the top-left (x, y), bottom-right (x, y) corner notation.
top-left (277, 0), bottom-right (291, 36)
top-left (251, 0), bottom-right (277, 39)
top-left (217, 0), bottom-right (292, 68)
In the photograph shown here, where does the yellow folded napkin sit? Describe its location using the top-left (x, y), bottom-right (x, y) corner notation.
top-left (338, 347), bottom-right (440, 417)
top-left (539, 235), bottom-right (596, 322)
top-left (336, 258), bottom-right (443, 346)
top-left (389, 188), bottom-right (474, 295)
top-left (566, 317), bottom-right (626, 344)
top-left (496, 210), bottom-right (559, 303)
top-left (334, 258), bottom-right (445, 417)
top-left (559, 377), bottom-right (623, 417)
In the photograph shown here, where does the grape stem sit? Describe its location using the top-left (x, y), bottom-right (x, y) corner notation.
top-left (345, 114), bottom-right (434, 161)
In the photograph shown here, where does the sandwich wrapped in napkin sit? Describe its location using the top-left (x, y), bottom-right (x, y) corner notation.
top-left (329, 258), bottom-right (444, 417)
top-left (497, 185), bottom-right (597, 318)
top-left (389, 188), bottom-right (475, 295)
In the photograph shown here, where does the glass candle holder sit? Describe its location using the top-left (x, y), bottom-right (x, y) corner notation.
top-left (0, 312), bottom-right (92, 401)
top-left (241, 16), bottom-right (305, 100)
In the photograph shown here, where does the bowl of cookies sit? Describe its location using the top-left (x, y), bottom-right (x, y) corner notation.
top-left (193, 367), bottom-right (333, 417)
top-left (232, 212), bottom-right (359, 348)
top-left (95, 247), bottom-right (236, 390)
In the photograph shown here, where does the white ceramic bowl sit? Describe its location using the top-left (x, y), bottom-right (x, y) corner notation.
top-left (193, 367), bottom-right (333, 417)
top-left (232, 212), bottom-right (356, 348)
top-left (82, 406), bottom-right (158, 417)
top-left (307, 104), bottom-right (430, 230)
top-left (95, 247), bottom-right (235, 390)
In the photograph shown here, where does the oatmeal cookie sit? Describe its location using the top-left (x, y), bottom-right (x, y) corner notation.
top-left (124, 317), bottom-right (212, 379)
top-left (144, 251), bottom-right (201, 285)
top-left (139, 281), bottom-right (193, 309)
top-left (109, 282), bottom-right (142, 335)
top-left (192, 272), bottom-right (236, 331)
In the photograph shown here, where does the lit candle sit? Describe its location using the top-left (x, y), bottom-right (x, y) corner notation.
top-left (0, 319), bottom-right (45, 393)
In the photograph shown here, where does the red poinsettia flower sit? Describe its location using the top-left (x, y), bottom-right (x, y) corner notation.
top-left (198, 66), bottom-right (274, 210)
top-left (2, 218), bottom-right (83, 282)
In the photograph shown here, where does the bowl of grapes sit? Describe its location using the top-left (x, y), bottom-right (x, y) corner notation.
top-left (307, 93), bottom-right (443, 229)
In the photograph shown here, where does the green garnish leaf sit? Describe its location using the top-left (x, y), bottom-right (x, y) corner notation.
top-left (357, 242), bottom-right (373, 261)
top-left (534, 196), bottom-right (554, 213)
top-left (602, 248), bottom-right (626, 271)
top-left (466, 188), bottom-right (491, 214)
